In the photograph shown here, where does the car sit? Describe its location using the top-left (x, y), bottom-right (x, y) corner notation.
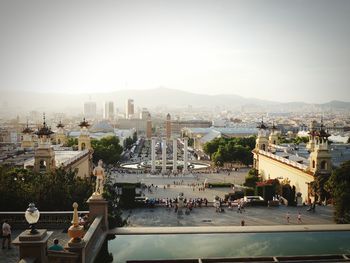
top-left (243, 196), bottom-right (267, 206)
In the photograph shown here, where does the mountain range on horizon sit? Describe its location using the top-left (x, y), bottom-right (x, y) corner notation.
top-left (0, 87), bottom-right (350, 115)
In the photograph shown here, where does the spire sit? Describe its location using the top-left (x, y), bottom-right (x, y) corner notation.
top-left (257, 116), bottom-right (268, 130)
top-left (79, 118), bottom-right (90, 128)
top-left (22, 120), bottom-right (33, 134)
top-left (35, 113), bottom-right (54, 137)
top-left (56, 120), bottom-right (64, 129)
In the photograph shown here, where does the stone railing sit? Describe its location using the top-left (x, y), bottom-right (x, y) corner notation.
top-left (61, 149), bottom-right (89, 167)
top-left (0, 211), bottom-right (89, 229)
top-left (83, 216), bottom-right (106, 263)
top-left (258, 150), bottom-right (309, 171)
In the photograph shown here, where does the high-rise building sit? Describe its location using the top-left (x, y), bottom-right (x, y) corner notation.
top-left (84, 102), bottom-right (97, 119)
top-left (126, 99), bottom-right (134, 119)
top-left (140, 108), bottom-right (150, 120)
top-left (146, 113), bottom-right (152, 139)
top-left (103, 101), bottom-right (115, 120)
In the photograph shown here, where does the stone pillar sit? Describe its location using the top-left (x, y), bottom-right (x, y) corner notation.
top-left (87, 197), bottom-right (109, 231)
top-left (162, 137), bottom-right (167, 174)
top-left (13, 229), bottom-right (53, 263)
top-left (151, 137), bottom-right (156, 173)
top-left (172, 138), bottom-right (177, 174)
top-left (183, 137), bottom-right (188, 174)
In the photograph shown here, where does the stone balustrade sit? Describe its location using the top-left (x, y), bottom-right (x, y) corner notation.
top-left (258, 150), bottom-right (309, 171)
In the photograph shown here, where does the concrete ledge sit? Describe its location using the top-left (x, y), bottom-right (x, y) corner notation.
top-left (111, 224), bottom-right (350, 235)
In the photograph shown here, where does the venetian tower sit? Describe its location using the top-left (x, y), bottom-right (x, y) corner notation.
top-left (255, 118), bottom-right (269, 151)
top-left (34, 115), bottom-right (55, 173)
top-left (306, 120), bottom-right (318, 152)
top-left (146, 113), bottom-right (152, 139)
top-left (309, 120), bottom-right (332, 175)
top-left (268, 121), bottom-right (279, 146)
top-left (55, 121), bottom-right (67, 145)
top-left (21, 121), bottom-right (34, 149)
top-left (78, 118), bottom-right (91, 151)
top-left (166, 113), bottom-right (171, 139)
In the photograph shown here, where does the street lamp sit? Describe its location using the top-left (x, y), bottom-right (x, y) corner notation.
top-left (25, 203), bottom-right (40, 234)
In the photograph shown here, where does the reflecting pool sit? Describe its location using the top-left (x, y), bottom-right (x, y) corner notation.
top-left (108, 231), bottom-right (350, 262)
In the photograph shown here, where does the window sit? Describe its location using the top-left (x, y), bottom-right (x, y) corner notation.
top-left (321, 161), bottom-right (327, 170)
top-left (262, 144), bottom-right (266, 151)
top-left (39, 160), bottom-right (46, 171)
top-left (312, 160), bottom-right (315, 168)
top-left (81, 142), bottom-right (86, 150)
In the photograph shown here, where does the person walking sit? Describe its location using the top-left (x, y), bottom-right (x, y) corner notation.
top-left (286, 212), bottom-right (290, 224)
top-left (2, 220), bottom-right (12, 249)
top-left (297, 212), bottom-right (302, 224)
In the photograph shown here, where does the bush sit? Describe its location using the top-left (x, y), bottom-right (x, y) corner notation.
top-left (208, 182), bottom-right (233, 188)
top-left (244, 187), bottom-right (255, 196)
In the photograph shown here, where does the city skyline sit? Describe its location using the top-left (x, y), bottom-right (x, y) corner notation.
top-left (1, 0), bottom-right (350, 103)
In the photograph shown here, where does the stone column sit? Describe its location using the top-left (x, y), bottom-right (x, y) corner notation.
top-left (183, 137), bottom-right (188, 174)
top-left (151, 137), bottom-right (156, 173)
top-left (172, 138), bottom-right (177, 174)
top-left (87, 197), bottom-right (109, 231)
top-left (13, 230), bottom-right (53, 263)
top-left (162, 137), bottom-right (167, 174)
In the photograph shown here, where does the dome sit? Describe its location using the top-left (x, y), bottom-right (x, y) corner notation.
top-left (90, 120), bottom-right (114, 133)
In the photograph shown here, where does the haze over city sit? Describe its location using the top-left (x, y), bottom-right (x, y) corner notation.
top-left (1, 0), bottom-right (350, 103)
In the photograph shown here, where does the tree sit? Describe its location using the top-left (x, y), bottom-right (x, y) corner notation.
top-left (91, 136), bottom-right (123, 165)
top-left (0, 166), bottom-right (93, 211)
top-left (124, 137), bottom-right (134, 150)
top-left (132, 131), bottom-right (138, 143)
top-left (66, 137), bottom-right (78, 147)
top-left (244, 169), bottom-right (260, 188)
top-left (325, 160), bottom-right (350, 223)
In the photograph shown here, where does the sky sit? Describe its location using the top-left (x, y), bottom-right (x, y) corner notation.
top-left (0, 0), bottom-right (350, 103)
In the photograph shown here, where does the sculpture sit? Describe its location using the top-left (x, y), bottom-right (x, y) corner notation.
top-left (93, 160), bottom-right (105, 195)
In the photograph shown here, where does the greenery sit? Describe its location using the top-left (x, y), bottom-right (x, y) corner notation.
top-left (325, 160), bottom-right (350, 223)
top-left (102, 178), bottom-right (127, 228)
top-left (208, 182), bottom-right (234, 188)
top-left (0, 166), bottom-right (92, 211)
top-left (243, 168), bottom-right (260, 188)
top-left (91, 136), bottom-right (123, 165)
top-left (66, 137), bottom-right (78, 148)
top-left (279, 136), bottom-right (309, 145)
top-left (124, 137), bottom-right (134, 150)
top-left (188, 138), bottom-right (194, 147)
top-left (203, 137), bottom-right (256, 166)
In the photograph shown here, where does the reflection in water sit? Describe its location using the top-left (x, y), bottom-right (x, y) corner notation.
top-left (108, 232), bottom-right (350, 263)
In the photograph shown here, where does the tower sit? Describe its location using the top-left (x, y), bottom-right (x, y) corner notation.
top-left (126, 99), bottom-right (134, 119)
top-left (166, 113), bottom-right (171, 139)
top-left (21, 121), bottom-right (34, 149)
top-left (34, 115), bottom-right (55, 173)
top-left (309, 120), bottom-right (332, 175)
top-left (306, 120), bottom-right (318, 152)
top-left (78, 118), bottom-right (91, 151)
top-left (268, 121), bottom-right (279, 153)
top-left (55, 121), bottom-right (67, 145)
top-left (146, 113), bottom-right (152, 139)
top-left (255, 118), bottom-right (269, 151)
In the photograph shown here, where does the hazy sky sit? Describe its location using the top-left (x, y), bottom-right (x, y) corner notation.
top-left (1, 0), bottom-right (350, 103)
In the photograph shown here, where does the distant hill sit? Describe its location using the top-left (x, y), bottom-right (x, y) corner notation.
top-left (0, 88), bottom-right (350, 116)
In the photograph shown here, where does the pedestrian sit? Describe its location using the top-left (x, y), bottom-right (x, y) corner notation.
top-left (2, 220), bottom-right (12, 249)
top-left (297, 212), bottom-right (302, 224)
top-left (286, 212), bottom-right (290, 224)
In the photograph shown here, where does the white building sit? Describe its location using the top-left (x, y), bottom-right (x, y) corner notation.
top-left (103, 101), bottom-right (115, 120)
top-left (84, 102), bottom-right (97, 119)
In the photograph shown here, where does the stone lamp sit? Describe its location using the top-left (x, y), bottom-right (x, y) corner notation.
top-left (25, 203), bottom-right (40, 234)
top-left (68, 202), bottom-right (84, 243)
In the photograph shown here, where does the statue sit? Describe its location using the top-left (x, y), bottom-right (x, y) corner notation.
top-left (93, 160), bottom-right (105, 195)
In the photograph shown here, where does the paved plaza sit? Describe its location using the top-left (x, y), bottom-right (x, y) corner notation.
top-left (1, 170), bottom-right (336, 263)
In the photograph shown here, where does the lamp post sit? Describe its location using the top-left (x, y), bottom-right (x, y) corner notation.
top-left (25, 203), bottom-right (40, 234)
